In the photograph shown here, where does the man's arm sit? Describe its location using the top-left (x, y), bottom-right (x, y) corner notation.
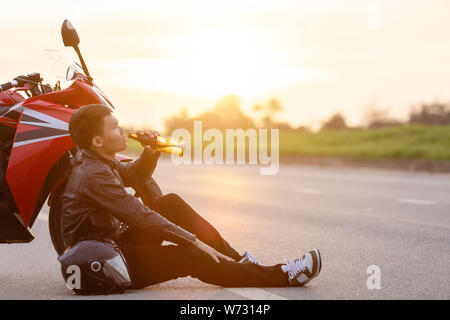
top-left (116, 149), bottom-right (160, 187)
top-left (83, 168), bottom-right (197, 246)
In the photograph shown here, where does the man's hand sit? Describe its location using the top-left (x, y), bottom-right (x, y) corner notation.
top-left (194, 238), bottom-right (235, 263)
top-left (136, 129), bottom-right (160, 153)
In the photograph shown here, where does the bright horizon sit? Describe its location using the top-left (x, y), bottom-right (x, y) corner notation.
top-left (1, 0), bottom-right (450, 132)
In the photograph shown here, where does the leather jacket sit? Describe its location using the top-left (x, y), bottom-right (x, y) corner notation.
top-left (61, 147), bottom-right (197, 248)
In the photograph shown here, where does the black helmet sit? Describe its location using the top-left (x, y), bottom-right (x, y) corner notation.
top-left (57, 239), bottom-right (132, 295)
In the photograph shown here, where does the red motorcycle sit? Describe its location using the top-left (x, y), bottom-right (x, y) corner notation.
top-left (0, 20), bottom-right (163, 254)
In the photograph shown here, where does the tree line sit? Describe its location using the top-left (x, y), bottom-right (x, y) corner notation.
top-left (155, 95), bottom-right (450, 134)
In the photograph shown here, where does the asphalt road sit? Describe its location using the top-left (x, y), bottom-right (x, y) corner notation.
top-left (1, 158), bottom-right (449, 299)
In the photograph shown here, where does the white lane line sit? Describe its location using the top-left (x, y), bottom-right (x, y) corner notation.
top-left (397, 198), bottom-right (436, 205)
top-left (225, 288), bottom-right (288, 300)
top-left (294, 187), bottom-right (323, 195)
top-left (37, 214), bottom-right (48, 222)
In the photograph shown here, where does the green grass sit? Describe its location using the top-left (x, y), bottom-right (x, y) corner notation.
top-left (279, 124), bottom-right (450, 161)
top-left (126, 124), bottom-right (450, 161)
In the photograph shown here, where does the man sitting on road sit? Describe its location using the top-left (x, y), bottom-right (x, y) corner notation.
top-left (60, 103), bottom-right (322, 293)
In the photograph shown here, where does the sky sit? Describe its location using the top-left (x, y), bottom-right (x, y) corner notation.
top-left (1, 0), bottom-right (450, 132)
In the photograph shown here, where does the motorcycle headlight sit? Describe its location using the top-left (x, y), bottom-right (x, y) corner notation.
top-left (65, 63), bottom-right (84, 81)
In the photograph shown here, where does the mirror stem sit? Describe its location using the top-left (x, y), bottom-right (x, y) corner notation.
top-left (74, 46), bottom-right (93, 85)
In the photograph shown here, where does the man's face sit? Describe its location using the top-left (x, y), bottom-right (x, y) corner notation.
top-left (92, 114), bottom-right (127, 153)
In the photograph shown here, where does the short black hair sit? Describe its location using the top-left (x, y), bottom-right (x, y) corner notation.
top-left (69, 104), bottom-right (112, 149)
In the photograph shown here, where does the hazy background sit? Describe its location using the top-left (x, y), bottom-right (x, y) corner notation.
top-left (1, 0), bottom-right (450, 132)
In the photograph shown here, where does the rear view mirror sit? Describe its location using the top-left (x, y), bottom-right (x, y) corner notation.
top-left (61, 19), bottom-right (80, 48)
top-left (61, 19), bottom-right (93, 84)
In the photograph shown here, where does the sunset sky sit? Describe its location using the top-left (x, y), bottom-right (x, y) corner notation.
top-left (1, 0), bottom-right (450, 131)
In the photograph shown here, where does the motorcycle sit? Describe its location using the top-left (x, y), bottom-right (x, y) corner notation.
top-left (0, 20), bottom-right (163, 255)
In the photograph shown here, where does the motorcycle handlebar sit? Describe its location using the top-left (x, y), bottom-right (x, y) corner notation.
top-left (0, 80), bottom-right (19, 92)
top-left (0, 73), bottom-right (42, 94)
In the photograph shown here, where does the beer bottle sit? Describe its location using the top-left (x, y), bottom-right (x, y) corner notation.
top-left (127, 132), bottom-right (184, 156)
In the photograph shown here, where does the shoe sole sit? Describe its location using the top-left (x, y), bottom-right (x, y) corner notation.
top-left (313, 249), bottom-right (322, 277)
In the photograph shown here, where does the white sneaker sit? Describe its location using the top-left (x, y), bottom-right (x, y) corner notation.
top-left (282, 249), bottom-right (322, 286)
top-left (238, 250), bottom-right (260, 265)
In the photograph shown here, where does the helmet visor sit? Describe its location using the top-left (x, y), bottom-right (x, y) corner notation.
top-left (102, 255), bottom-right (132, 287)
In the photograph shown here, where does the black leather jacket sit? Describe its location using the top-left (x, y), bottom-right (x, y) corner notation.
top-left (61, 147), bottom-right (197, 248)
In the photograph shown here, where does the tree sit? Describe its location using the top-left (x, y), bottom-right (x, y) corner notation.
top-left (320, 112), bottom-right (348, 131)
top-left (409, 101), bottom-right (450, 125)
top-left (362, 102), bottom-right (401, 128)
top-left (211, 95), bottom-right (255, 129)
top-left (164, 95), bottom-right (255, 134)
top-left (164, 107), bottom-right (192, 134)
top-left (252, 97), bottom-right (286, 128)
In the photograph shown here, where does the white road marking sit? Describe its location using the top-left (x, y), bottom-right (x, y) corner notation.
top-left (225, 288), bottom-right (288, 300)
top-left (294, 187), bottom-right (322, 195)
top-left (398, 198), bottom-right (436, 205)
top-left (37, 214), bottom-right (48, 222)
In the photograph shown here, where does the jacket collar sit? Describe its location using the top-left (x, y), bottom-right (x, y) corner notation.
top-left (79, 148), bottom-right (119, 170)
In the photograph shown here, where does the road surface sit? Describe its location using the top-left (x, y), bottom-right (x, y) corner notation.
top-left (1, 158), bottom-right (449, 299)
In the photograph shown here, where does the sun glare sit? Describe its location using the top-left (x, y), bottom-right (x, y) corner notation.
top-left (103, 28), bottom-right (322, 99)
